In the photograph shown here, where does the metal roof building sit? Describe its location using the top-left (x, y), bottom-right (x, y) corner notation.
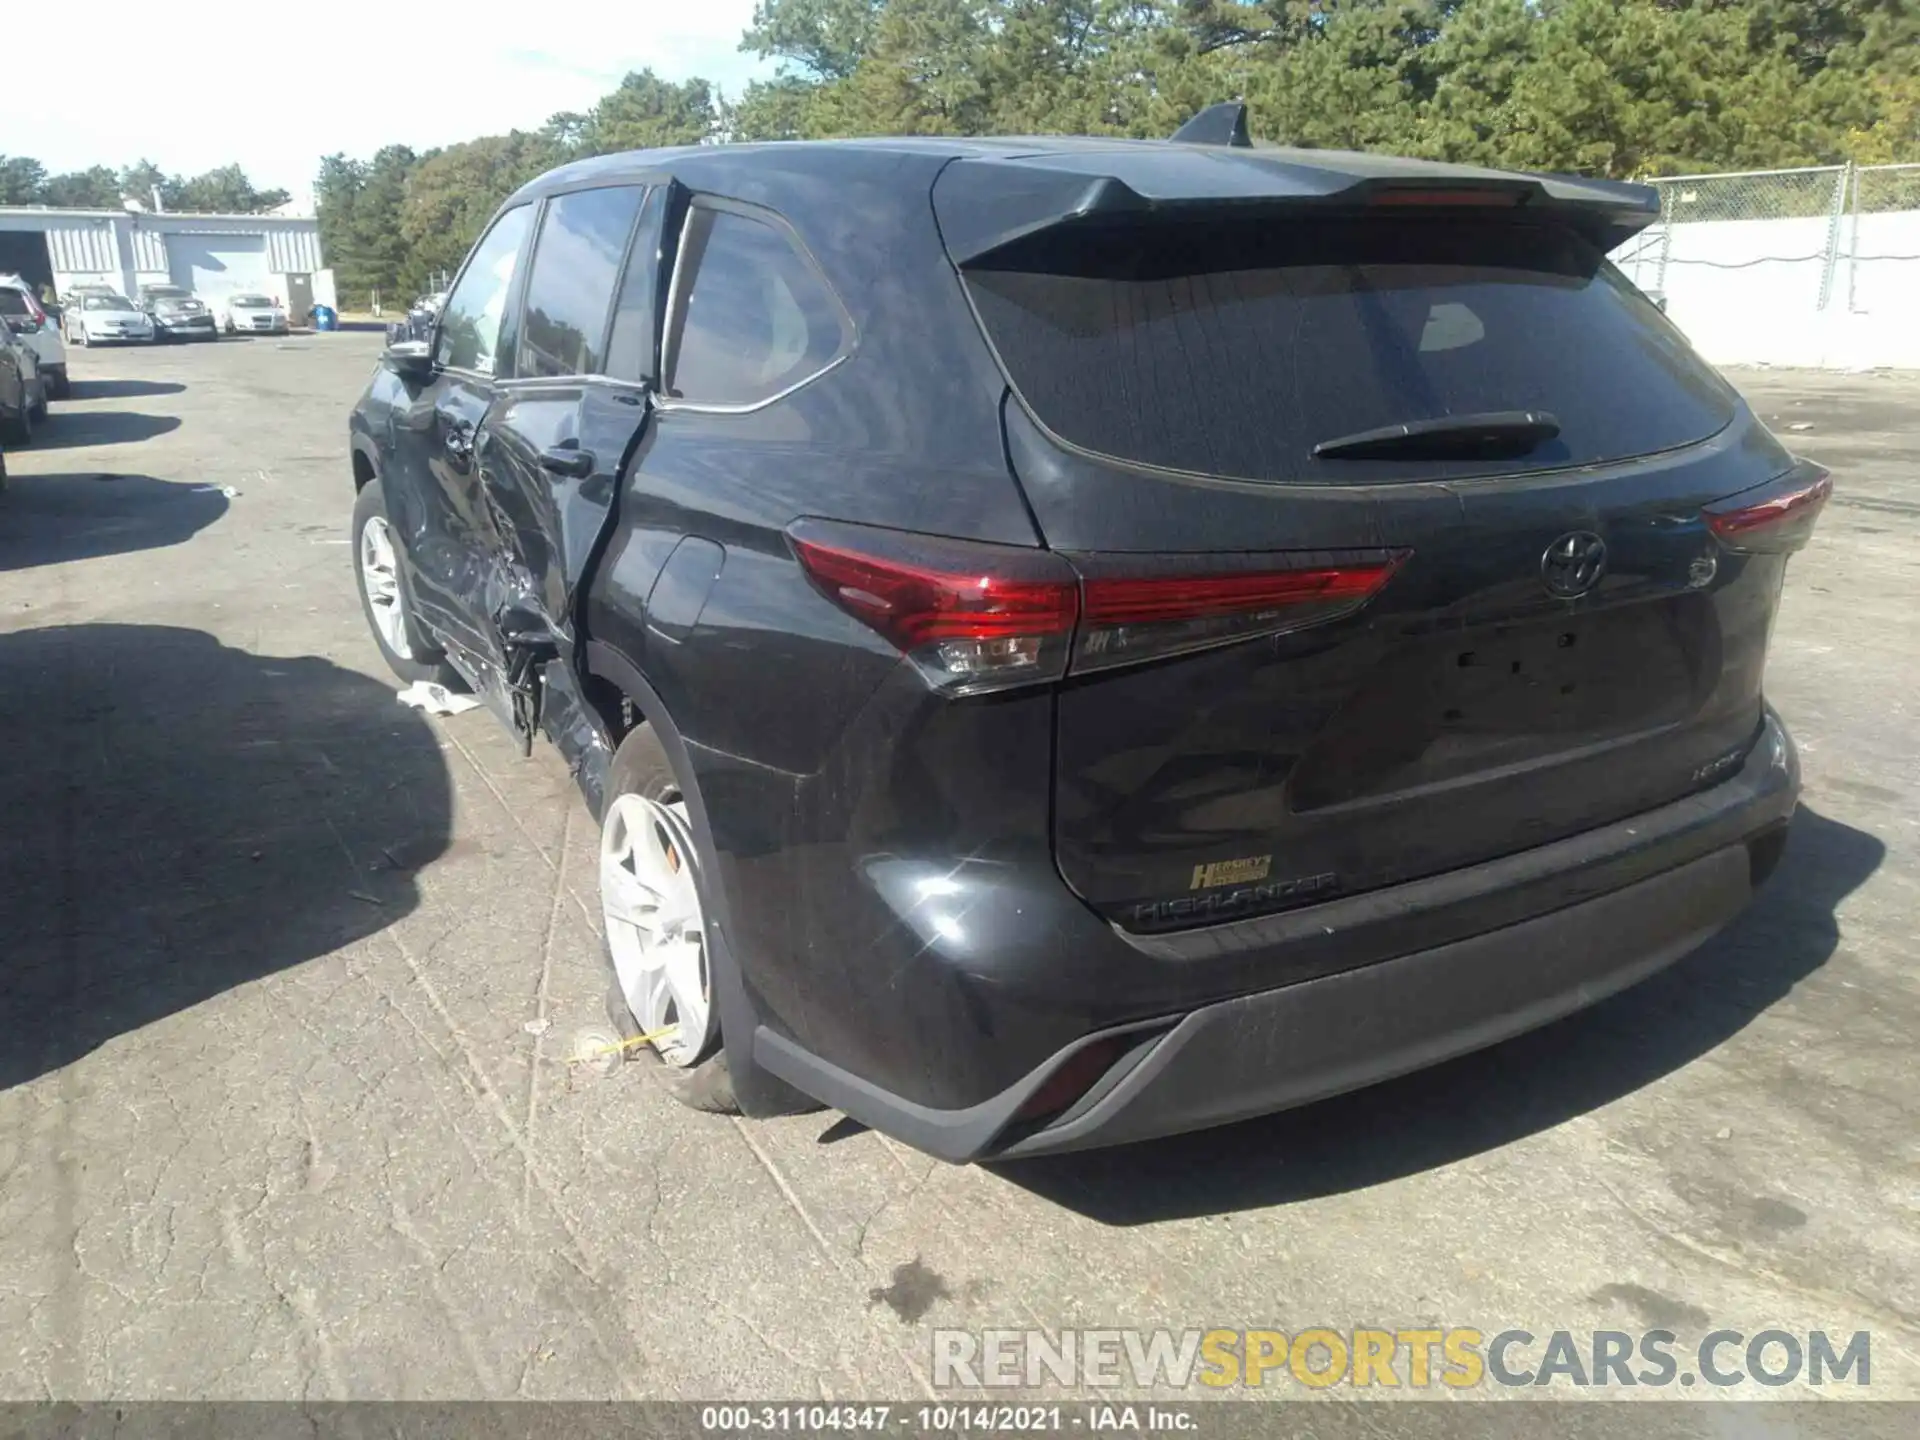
top-left (0, 206), bottom-right (331, 314)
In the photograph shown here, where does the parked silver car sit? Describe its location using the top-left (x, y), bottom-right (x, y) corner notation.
top-left (1, 312), bottom-right (48, 444)
top-left (68, 292), bottom-right (155, 345)
top-left (0, 274), bottom-right (70, 399)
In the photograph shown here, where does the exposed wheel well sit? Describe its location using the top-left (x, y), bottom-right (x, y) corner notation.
top-left (351, 449), bottom-right (375, 491)
top-left (581, 668), bottom-right (639, 746)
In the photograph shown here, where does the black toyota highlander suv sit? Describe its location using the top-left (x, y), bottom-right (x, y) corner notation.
top-left (346, 106), bottom-right (1826, 1162)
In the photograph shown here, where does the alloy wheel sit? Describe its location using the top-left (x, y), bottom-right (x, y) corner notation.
top-left (357, 514), bottom-right (415, 659)
top-left (601, 792), bottom-right (715, 1067)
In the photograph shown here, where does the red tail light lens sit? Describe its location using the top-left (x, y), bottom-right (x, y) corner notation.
top-left (1071, 552), bottom-right (1408, 673)
top-left (1704, 462), bottom-right (1831, 554)
top-left (790, 520), bottom-right (1078, 695)
top-left (791, 521), bottom-right (1407, 694)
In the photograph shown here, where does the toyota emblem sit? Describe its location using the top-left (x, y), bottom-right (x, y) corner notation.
top-left (1541, 531), bottom-right (1607, 598)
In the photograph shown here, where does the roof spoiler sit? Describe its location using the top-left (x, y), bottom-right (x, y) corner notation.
top-left (1169, 102), bottom-right (1251, 149)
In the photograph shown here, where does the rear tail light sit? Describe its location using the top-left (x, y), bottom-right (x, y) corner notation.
top-left (789, 520), bottom-right (1079, 696)
top-left (792, 520), bottom-right (1407, 697)
top-left (1704, 461), bottom-right (1831, 554)
top-left (1072, 553), bottom-right (1407, 673)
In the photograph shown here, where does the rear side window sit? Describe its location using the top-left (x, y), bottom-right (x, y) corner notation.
top-left (518, 185), bottom-right (644, 378)
top-left (436, 204), bottom-right (531, 376)
top-left (606, 187), bottom-right (668, 384)
top-left (664, 205), bottom-right (850, 407)
top-left (964, 217), bottom-right (1737, 484)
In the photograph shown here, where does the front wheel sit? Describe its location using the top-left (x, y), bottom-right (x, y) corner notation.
top-left (46, 367), bottom-right (69, 400)
top-left (350, 477), bottom-right (463, 688)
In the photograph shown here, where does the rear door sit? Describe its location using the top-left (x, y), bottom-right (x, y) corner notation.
top-left (382, 203), bottom-right (533, 678)
top-left (960, 207), bottom-right (1808, 930)
top-left (476, 183), bottom-right (661, 658)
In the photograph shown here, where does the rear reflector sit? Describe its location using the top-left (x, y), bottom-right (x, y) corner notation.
top-left (791, 520), bottom-right (1406, 693)
top-left (1704, 462), bottom-right (1831, 554)
top-left (1072, 552), bottom-right (1408, 673)
top-left (789, 519), bottom-right (1078, 695)
top-left (1009, 1035), bottom-right (1132, 1127)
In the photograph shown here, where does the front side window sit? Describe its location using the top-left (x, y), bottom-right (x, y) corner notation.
top-left (436, 205), bottom-right (532, 375)
top-left (518, 185), bottom-right (645, 379)
top-left (664, 205), bottom-right (850, 407)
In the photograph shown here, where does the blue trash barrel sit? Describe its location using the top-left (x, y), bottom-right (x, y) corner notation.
top-left (312, 304), bottom-right (338, 332)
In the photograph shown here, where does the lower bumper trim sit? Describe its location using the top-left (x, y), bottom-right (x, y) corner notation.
top-left (995, 842), bottom-right (1753, 1158)
top-left (761, 839), bottom-right (1762, 1162)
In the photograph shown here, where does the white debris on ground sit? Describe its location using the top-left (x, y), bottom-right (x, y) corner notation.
top-left (396, 680), bottom-right (482, 716)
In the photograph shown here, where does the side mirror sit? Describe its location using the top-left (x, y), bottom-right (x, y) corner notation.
top-left (383, 339), bottom-right (435, 382)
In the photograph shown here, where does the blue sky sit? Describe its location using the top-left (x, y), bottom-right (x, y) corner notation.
top-left (3, 0), bottom-right (773, 209)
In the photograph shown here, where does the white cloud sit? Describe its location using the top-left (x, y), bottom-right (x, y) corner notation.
top-left (2, 0), bottom-right (772, 208)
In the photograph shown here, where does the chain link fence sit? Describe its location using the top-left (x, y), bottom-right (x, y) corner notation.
top-left (1610, 162), bottom-right (1920, 367)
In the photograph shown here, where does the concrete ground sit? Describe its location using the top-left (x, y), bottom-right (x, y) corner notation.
top-left (0, 337), bottom-right (1914, 1406)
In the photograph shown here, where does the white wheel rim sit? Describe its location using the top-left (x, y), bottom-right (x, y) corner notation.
top-left (601, 792), bottom-right (715, 1067)
top-left (358, 514), bottom-right (415, 659)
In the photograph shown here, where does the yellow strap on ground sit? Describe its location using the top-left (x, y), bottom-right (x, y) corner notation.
top-left (571, 1023), bottom-right (680, 1062)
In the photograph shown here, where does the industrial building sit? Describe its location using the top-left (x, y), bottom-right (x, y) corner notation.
top-left (0, 206), bottom-right (332, 315)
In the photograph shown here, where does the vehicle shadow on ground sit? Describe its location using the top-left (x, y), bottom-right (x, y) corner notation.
top-left (22, 412), bottom-right (180, 449)
top-left (994, 805), bottom-right (1883, 1223)
top-left (0, 624), bottom-right (453, 1091)
top-left (65, 378), bottom-right (186, 400)
top-left (0, 473), bottom-right (227, 570)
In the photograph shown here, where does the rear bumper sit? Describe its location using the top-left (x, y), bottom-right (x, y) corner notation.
top-left (754, 710), bottom-right (1798, 1162)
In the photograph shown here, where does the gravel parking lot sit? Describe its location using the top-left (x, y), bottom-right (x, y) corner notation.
top-left (1, 335), bottom-right (1915, 1407)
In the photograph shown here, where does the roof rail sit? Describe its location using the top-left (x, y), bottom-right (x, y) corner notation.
top-left (1169, 102), bottom-right (1252, 149)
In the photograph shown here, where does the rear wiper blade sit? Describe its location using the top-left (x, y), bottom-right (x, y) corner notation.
top-left (1312, 410), bottom-right (1561, 461)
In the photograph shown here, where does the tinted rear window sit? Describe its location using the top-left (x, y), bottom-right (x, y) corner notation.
top-left (964, 217), bottom-right (1736, 484)
top-left (0, 289), bottom-right (29, 317)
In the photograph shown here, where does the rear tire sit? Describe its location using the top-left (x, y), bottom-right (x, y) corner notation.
top-left (1, 403), bottom-right (31, 446)
top-left (600, 724), bottom-right (738, 1113)
top-left (350, 477), bottom-right (463, 688)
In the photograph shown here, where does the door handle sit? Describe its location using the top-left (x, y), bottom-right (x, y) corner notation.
top-left (539, 446), bottom-right (595, 479)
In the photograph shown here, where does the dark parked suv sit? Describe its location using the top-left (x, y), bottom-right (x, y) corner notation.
top-left (347, 109), bottom-right (1827, 1161)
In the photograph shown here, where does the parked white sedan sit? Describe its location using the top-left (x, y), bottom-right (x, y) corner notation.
top-left (220, 293), bottom-right (290, 335)
top-left (69, 293), bottom-right (155, 346)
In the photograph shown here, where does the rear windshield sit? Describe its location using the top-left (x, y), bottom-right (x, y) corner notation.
top-left (0, 289), bottom-right (29, 317)
top-left (963, 216), bottom-right (1736, 484)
